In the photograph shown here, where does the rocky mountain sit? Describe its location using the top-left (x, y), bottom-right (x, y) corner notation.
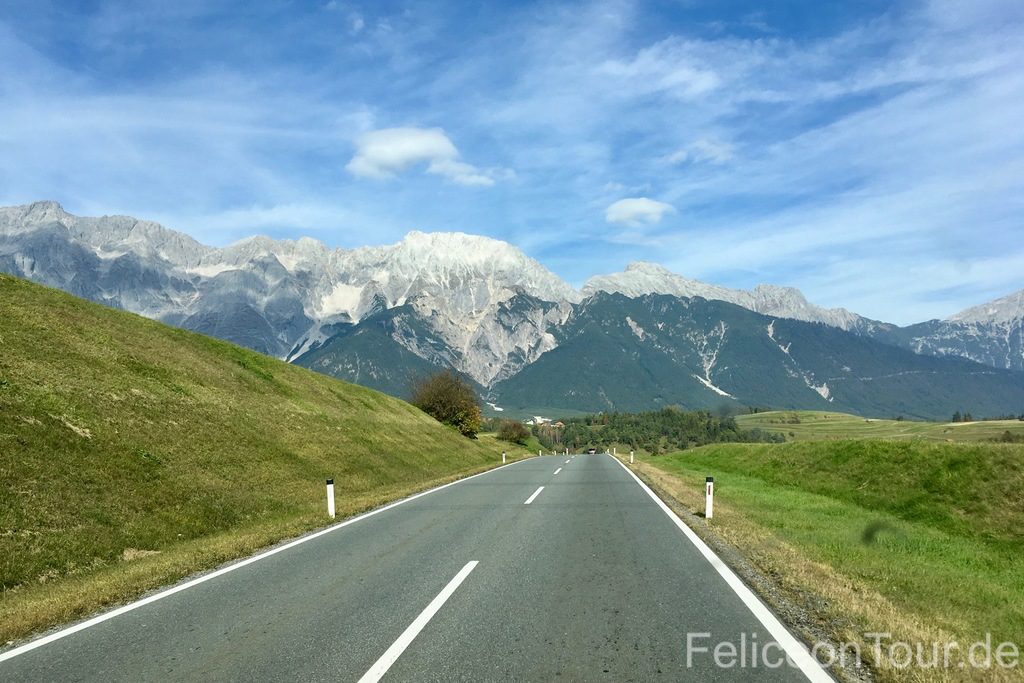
top-left (0, 201), bottom-right (575, 381)
top-left (1, 201), bottom-right (1021, 418)
top-left (490, 293), bottom-right (1024, 419)
top-left (868, 290), bottom-right (1024, 372)
top-left (582, 262), bottom-right (871, 331)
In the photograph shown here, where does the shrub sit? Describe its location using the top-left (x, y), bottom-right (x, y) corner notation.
top-left (497, 420), bottom-right (530, 445)
top-left (410, 371), bottom-right (483, 437)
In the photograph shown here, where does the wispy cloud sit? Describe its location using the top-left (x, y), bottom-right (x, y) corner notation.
top-left (664, 138), bottom-right (734, 165)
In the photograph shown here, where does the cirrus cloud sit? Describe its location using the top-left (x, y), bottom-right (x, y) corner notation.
top-left (605, 197), bottom-right (676, 227)
top-left (665, 138), bottom-right (735, 165)
top-left (346, 126), bottom-right (505, 186)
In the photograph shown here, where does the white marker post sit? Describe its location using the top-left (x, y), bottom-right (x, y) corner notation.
top-left (630, 451), bottom-right (634, 464)
top-left (705, 476), bottom-right (714, 520)
top-left (539, 450), bottom-right (542, 457)
top-left (613, 447), bottom-right (617, 456)
top-left (326, 478), bottom-right (336, 519)
top-left (502, 451), bottom-right (506, 464)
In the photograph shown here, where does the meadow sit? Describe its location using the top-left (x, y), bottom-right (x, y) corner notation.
top-left (736, 409), bottom-right (1024, 442)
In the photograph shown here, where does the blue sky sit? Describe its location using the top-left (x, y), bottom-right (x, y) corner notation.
top-left (1, 0), bottom-right (1022, 324)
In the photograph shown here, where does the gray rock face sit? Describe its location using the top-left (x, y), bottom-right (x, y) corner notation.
top-left (0, 202), bottom-right (577, 372)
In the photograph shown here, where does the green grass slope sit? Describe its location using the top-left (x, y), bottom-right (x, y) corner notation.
top-left (644, 440), bottom-right (1024, 674)
top-left (679, 440), bottom-right (1023, 542)
top-left (737, 410), bottom-right (1024, 442)
top-left (0, 273), bottom-right (520, 642)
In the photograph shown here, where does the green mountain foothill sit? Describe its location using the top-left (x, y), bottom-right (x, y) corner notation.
top-left (0, 273), bottom-right (524, 644)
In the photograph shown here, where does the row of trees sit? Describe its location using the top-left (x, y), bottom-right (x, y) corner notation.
top-left (953, 411), bottom-right (1024, 422)
top-left (533, 407), bottom-right (782, 454)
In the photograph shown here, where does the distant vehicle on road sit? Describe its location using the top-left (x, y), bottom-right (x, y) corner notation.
top-left (587, 448), bottom-right (597, 454)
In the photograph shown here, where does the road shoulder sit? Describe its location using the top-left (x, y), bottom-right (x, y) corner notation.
top-left (615, 454), bottom-right (872, 683)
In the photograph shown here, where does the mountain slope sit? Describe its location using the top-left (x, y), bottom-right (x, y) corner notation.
top-left (490, 293), bottom-right (1024, 419)
top-left (293, 303), bottom-right (478, 399)
top-left (867, 289), bottom-right (1024, 372)
top-left (0, 272), bottom-right (519, 643)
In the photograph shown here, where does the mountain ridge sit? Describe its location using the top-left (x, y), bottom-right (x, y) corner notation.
top-left (7, 201), bottom-right (1011, 330)
top-left (1, 201), bottom-right (1022, 404)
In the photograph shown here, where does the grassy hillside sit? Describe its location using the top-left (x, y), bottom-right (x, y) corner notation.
top-left (0, 273), bottom-right (524, 643)
top-left (635, 440), bottom-right (1024, 680)
top-left (737, 410), bottom-right (1024, 442)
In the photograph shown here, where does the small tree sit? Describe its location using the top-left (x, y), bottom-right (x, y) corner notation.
top-left (411, 371), bottom-right (483, 438)
top-left (497, 420), bottom-right (530, 445)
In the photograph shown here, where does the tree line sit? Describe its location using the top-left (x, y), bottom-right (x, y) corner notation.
top-left (532, 407), bottom-right (782, 454)
top-left (952, 411), bottom-right (1024, 422)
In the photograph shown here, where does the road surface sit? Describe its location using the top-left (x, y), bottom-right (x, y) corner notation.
top-left (0, 454), bottom-right (832, 681)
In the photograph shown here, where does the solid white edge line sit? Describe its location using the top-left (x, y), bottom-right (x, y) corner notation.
top-left (357, 560), bottom-right (478, 683)
top-left (524, 486), bottom-right (545, 505)
top-left (0, 459), bottom-right (532, 664)
top-left (605, 454), bottom-right (834, 683)
top-left (553, 467), bottom-right (562, 475)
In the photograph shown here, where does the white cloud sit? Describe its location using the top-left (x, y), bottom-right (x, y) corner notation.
top-left (605, 197), bottom-right (676, 227)
top-left (346, 127), bottom-right (456, 178)
top-left (666, 138), bottom-right (734, 165)
top-left (346, 127), bottom-right (505, 186)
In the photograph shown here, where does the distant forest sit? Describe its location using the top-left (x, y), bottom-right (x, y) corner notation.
top-left (533, 407), bottom-right (783, 454)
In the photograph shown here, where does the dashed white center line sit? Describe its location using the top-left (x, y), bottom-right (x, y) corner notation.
top-left (357, 561), bottom-right (479, 683)
top-left (553, 467), bottom-right (562, 475)
top-left (524, 486), bottom-right (545, 505)
top-left (564, 459), bottom-right (570, 464)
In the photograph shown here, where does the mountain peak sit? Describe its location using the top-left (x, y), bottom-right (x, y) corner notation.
top-left (386, 230), bottom-right (578, 304)
top-left (0, 200), bottom-right (72, 232)
top-left (582, 264), bottom-right (864, 330)
top-left (397, 230), bottom-right (526, 263)
top-left (624, 261), bottom-right (675, 275)
top-left (947, 289), bottom-right (1024, 325)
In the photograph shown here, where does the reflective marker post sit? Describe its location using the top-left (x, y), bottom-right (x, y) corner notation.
top-left (705, 476), bottom-right (714, 520)
top-left (630, 451), bottom-right (634, 464)
top-left (326, 478), bottom-right (336, 519)
top-left (502, 451), bottom-right (506, 464)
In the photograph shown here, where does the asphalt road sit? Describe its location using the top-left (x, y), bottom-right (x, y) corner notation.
top-left (0, 454), bottom-right (832, 681)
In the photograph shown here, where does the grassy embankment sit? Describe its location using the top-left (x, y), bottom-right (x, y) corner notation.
top-left (737, 410), bottom-right (1024, 443)
top-left (628, 436), bottom-right (1024, 682)
top-left (0, 273), bottom-right (529, 645)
